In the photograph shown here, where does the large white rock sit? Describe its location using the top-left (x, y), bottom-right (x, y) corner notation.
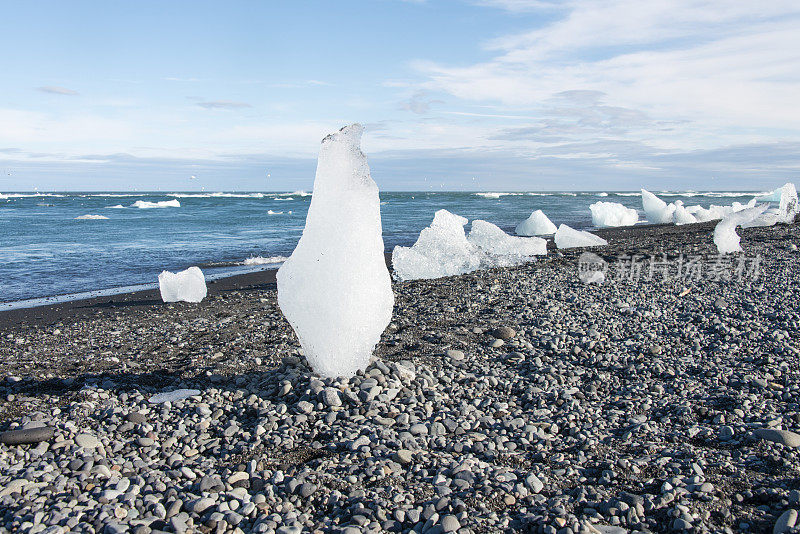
top-left (589, 201), bottom-right (639, 227)
top-left (714, 205), bottom-right (768, 254)
top-left (158, 266), bottom-right (207, 303)
top-left (641, 189), bottom-right (675, 224)
top-left (516, 209), bottom-right (557, 236)
top-left (392, 209), bottom-right (481, 281)
top-left (554, 224), bottom-right (607, 249)
top-left (468, 219), bottom-right (546, 267)
top-left (277, 124), bottom-right (393, 378)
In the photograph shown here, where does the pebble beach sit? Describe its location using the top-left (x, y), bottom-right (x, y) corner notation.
top-left (1, 220), bottom-right (799, 534)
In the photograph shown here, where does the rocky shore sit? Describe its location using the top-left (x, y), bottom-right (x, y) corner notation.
top-left (1, 220), bottom-right (799, 534)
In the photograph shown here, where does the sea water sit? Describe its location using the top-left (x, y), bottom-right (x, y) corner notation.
top-left (0, 190), bottom-right (771, 305)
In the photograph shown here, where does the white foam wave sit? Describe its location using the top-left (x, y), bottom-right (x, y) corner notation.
top-left (274, 190), bottom-right (311, 197)
top-left (131, 199), bottom-right (180, 209)
top-left (272, 197), bottom-right (293, 201)
top-left (242, 255), bottom-right (289, 266)
top-left (169, 192), bottom-right (266, 198)
top-left (475, 192), bottom-right (524, 199)
top-left (106, 205), bottom-right (125, 209)
top-left (0, 193), bottom-right (65, 198)
top-left (75, 214), bottom-right (109, 220)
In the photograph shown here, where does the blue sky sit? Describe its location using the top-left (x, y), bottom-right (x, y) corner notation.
top-left (1, 0), bottom-right (799, 191)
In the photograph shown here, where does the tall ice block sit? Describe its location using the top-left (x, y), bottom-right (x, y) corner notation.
top-left (277, 124), bottom-right (394, 377)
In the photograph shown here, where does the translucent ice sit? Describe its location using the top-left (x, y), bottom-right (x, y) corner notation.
top-left (714, 205), bottom-right (768, 254)
top-left (158, 266), bottom-right (207, 303)
top-left (641, 189), bottom-right (675, 224)
top-left (673, 202), bottom-right (698, 225)
top-left (468, 220), bottom-right (546, 267)
top-left (277, 124), bottom-right (393, 378)
top-left (774, 182), bottom-right (798, 223)
top-left (554, 224), bottom-right (607, 249)
top-left (515, 209), bottom-right (557, 236)
top-left (589, 201), bottom-right (638, 227)
top-left (392, 209), bottom-right (482, 281)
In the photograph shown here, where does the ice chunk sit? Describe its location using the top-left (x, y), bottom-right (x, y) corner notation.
top-left (468, 219), bottom-right (546, 267)
top-left (714, 205), bottom-right (768, 254)
top-left (392, 209), bottom-right (482, 281)
top-left (589, 201), bottom-right (638, 227)
top-left (158, 266), bottom-right (207, 303)
top-left (774, 182), bottom-right (798, 223)
top-left (74, 214), bottom-right (109, 220)
top-left (132, 199), bottom-right (180, 209)
top-left (554, 224), bottom-right (607, 249)
top-left (277, 124), bottom-right (393, 378)
top-left (516, 209), bottom-right (557, 236)
top-left (641, 189), bottom-right (675, 224)
top-left (674, 202), bottom-right (698, 225)
top-left (149, 389), bottom-right (201, 404)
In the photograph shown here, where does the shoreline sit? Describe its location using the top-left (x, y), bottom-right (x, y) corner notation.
top-left (0, 222), bottom-right (717, 329)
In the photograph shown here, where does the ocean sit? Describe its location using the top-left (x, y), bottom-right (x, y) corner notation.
top-left (0, 190), bottom-right (771, 307)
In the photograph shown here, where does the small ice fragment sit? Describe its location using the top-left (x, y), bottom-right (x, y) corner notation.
top-left (149, 389), bottom-right (201, 404)
top-left (277, 124), bottom-right (394, 378)
top-left (516, 209), bottom-right (557, 236)
top-left (468, 219), bottom-right (546, 266)
top-left (158, 266), bottom-right (207, 303)
top-left (392, 209), bottom-right (482, 280)
top-left (713, 205), bottom-right (768, 254)
top-left (74, 214), bottom-right (109, 220)
top-left (641, 189), bottom-right (675, 224)
top-left (589, 201), bottom-right (638, 227)
top-left (554, 224), bottom-right (607, 249)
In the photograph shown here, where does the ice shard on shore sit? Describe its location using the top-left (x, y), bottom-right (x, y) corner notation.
top-left (516, 209), bottom-right (557, 236)
top-left (554, 224), bottom-right (607, 249)
top-left (467, 220), bottom-right (547, 266)
top-left (589, 201), bottom-right (638, 227)
top-left (641, 189), bottom-right (675, 224)
top-left (713, 205), bottom-right (768, 254)
top-left (392, 209), bottom-right (481, 281)
top-left (158, 266), bottom-right (207, 303)
top-left (277, 124), bottom-right (393, 378)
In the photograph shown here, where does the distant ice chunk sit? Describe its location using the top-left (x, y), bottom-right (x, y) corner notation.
top-left (132, 199), bottom-right (180, 209)
top-left (554, 224), bottom-right (607, 249)
top-left (714, 205), bottom-right (768, 254)
top-left (277, 124), bottom-right (393, 378)
top-left (74, 214), bottom-right (109, 220)
top-left (149, 389), bottom-right (201, 404)
top-left (589, 201), bottom-right (638, 227)
top-left (516, 209), bottom-right (557, 236)
top-left (392, 209), bottom-right (482, 281)
top-left (641, 189), bottom-right (675, 224)
top-left (468, 220), bottom-right (546, 267)
top-left (158, 266), bottom-right (207, 303)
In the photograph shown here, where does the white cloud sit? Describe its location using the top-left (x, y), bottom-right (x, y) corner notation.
top-left (37, 86), bottom-right (79, 95)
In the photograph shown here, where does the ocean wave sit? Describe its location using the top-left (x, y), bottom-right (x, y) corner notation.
top-left (169, 192), bottom-right (266, 198)
top-left (106, 205), bottom-right (125, 209)
top-left (475, 192), bottom-right (524, 199)
top-left (0, 193), bottom-right (65, 198)
top-left (131, 199), bottom-right (180, 209)
top-left (75, 214), bottom-right (109, 220)
top-left (243, 255), bottom-right (289, 266)
top-left (272, 198), bottom-right (293, 201)
top-left (267, 210), bottom-right (283, 215)
top-left (596, 192), bottom-right (609, 197)
top-left (274, 190), bottom-right (311, 197)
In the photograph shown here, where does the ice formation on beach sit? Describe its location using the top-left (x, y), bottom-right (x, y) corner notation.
top-left (74, 214), bottom-right (109, 220)
top-left (714, 205), bottom-right (768, 254)
top-left (515, 209), bottom-right (557, 236)
top-left (467, 220), bottom-right (546, 267)
top-left (392, 210), bottom-right (481, 281)
top-left (674, 201), bottom-right (698, 225)
top-left (554, 224), bottom-right (607, 249)
top-left (589, 201), bottom-right (638, 227)
top-left (132, 199), bottom-right (180, 209)
top-left (277, 124), bottom-right (393, 378)
top-left (158, 266), bottom-right (207, 303)
top-left (641, 189), bottom-right (676, 224)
